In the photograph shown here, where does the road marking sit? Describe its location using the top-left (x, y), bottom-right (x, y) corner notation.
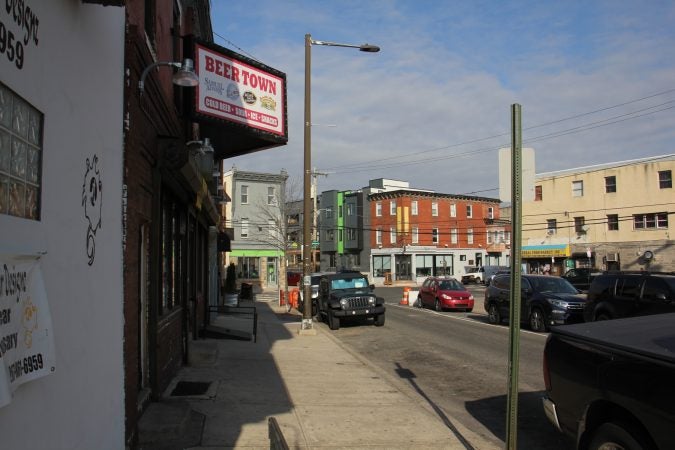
top-left (388, 303), bottom-right (548, 337)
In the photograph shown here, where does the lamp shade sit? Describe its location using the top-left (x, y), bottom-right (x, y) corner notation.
top-left (172, 58), bottom-right (199, 87)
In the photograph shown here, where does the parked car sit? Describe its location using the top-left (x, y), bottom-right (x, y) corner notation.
top-left (486, 269), bottom-right (511, 286)
top-left (543, 313), bottom-right (675, 450)
top-left (583, 271), bottom-right (675, 322)
top-left (316, 272), bottom-right (385, 330)
top-left (561, 267), bottom-right (601, 292)
top-left (297, 271), bottom-right (334, 316)
top-left (461, 265), bottom-right (508, 284)
top-left (416, 276), bottom-right (474, 312)
top-left (484, 274), bottom-right (587, 332)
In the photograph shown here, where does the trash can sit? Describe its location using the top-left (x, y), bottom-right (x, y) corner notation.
top-left (240, 282), bottom-right (253, 300)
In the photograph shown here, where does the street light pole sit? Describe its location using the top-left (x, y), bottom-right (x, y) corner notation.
top-left (301, 34), bottom-right (380, 331)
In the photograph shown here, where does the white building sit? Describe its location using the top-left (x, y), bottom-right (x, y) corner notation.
top-left (0, 2), bottom-right (125, 448)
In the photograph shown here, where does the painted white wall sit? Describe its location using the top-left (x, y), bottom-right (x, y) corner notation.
top-left (0, 2), bottom-right (125, 449)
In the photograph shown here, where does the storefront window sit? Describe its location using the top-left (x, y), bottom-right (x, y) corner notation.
top-left (237, 257), bottom-right (260, 279)
top-left (0, 83), bottom-right (43, 220)
top-left (416, 254), bottom-right (433, 277)
top-left (372, 255), bottom-right (390, 277)
top-left (160, 195), bottom-right (183, 315)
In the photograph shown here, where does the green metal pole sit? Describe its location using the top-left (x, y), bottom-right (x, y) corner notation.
top-left (506, 103), bottom-right (523, 449)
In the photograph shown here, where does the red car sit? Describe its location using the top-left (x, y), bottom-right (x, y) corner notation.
top-left (416, 276), bottom-right (474, 312)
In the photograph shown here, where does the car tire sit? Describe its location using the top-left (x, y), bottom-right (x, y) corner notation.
top-left (587, 421), bottom-right (649, 450)
top-left (374, 314), bottom-right (385, 327)
top-left (435, 299), bottom-right (442, 312)
top-left (415, 295), bottom-right (423, 308)
top-left (529, 308), bottom-right (548, 332)
top-left (487, 304), bottom-right (501, 325)
top-left (596, 312), bottom-right (612, 321)
top-left (328, 311), bottom-right (340, 330)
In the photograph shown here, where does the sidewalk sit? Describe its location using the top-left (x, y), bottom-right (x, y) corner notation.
top-left (137, 291), bottom-right (496, 449)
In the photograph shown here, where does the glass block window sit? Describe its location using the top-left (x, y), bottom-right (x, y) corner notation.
top-left (0, 83), bottom-right (43, 220)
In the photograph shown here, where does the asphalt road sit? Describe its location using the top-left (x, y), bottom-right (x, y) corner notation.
top-left (324, 285), bottom-right (574, 450)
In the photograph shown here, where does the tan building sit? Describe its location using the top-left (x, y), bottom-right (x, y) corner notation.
top-left (521, 154), bottom-right (674, 274)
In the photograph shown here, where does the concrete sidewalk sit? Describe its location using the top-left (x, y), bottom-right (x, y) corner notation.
top-left (137, 292), bottom-right (497, 449)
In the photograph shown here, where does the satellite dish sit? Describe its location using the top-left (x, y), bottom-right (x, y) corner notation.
top-left (643, 250), bottom-right (654, 260)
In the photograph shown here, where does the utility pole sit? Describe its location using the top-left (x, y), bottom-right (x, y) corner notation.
top-left (311, 168), bottom-right (330, 271)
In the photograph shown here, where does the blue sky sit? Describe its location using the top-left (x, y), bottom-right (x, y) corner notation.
top-left (211, 0), bottom-right (675, 199)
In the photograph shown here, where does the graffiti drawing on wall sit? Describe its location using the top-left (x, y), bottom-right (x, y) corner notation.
top-left (82, 155), bottom-right (103, 265)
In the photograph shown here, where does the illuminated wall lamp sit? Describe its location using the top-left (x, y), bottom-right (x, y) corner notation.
top-left (138, 58), bottom-right (199, 95)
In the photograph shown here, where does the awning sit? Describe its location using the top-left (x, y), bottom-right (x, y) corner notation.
top-left (229, 249), bottom-right (283, 257)
top-left (521, 244), bottom-right (570, 258)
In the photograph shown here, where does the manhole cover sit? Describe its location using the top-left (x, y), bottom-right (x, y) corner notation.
top-left (171, 381), bottom-right (211, 396)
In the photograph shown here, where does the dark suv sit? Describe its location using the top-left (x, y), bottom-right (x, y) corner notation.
top-left (316, 272), bottom-right (385, 330)
top-left (583, 271), bottom-right (675, 322)
top-left (561, 267), bottom-right (602, 292)
top-left (484, 274), bottom-right (587, 332)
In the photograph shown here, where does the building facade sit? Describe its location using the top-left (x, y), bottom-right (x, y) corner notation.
top-left (223, 168), bottom-right (288, 291)
top-left (0, 1), bottom-right (126, 448)
top-left (521, 154), bottom-right (675, 274)
top-left (369, 189), bottom-right (502, 284)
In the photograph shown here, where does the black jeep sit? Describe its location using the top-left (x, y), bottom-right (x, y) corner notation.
top-left (316, 272), bottom-right (386, 330)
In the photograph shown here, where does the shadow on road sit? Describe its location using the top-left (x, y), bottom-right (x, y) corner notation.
top-left (394, 362), bottom-right (476, 450)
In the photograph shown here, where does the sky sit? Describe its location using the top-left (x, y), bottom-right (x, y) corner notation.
top-left (211, 0), bottom-right (675, 201)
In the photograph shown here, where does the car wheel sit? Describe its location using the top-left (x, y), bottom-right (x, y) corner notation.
top-left (415, 295), bottom-right (423, 308)
top-left (587, 421), bottom-right (649, 450)
top-left (529, 308), bottom-right (548, 332)
top-left (374, 314), bottom-right (385, 327)
top-left (435, 299), bottom-right (442, 312)
top-left (328, 311), bottom-right (340, 330)
top-left (488, 304), bottom-right (501, 325)
top-left (596, 312), bottom-right (612, 321)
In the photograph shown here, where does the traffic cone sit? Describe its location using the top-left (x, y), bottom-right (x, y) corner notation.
top-left (400, 287), bottom-right (410, 305)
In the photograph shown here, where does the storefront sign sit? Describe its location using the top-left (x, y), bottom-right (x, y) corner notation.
top-left (0, 255), bottom-right (55, 408)
top-left (521, 244), bottom-right (570, 258)
top-left (195, 43), bottom-right (285, 136)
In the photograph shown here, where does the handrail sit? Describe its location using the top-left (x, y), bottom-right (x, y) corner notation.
top-left (207, 305), bottom-right (258, 343)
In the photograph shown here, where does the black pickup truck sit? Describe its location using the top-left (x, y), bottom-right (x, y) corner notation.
top-left (542, 313), bottom-right (675, 450)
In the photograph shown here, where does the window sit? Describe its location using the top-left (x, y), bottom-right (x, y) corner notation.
top-left (412, 226), bottom-right (418, 244)
top-left (487, 231), bottom-right (493, 244)
top-left (534, 185), bottom-right (542, 201)
top-left (450, 203), bottom-right (456, 217)
top-left (659, 170), bottom-right (672, 189)
top-left (324, 207), bottom-right (333, 219)
top-left (488, 207), bottom-right (494, 219)
top-left (415, 254), bottom-right (433, 277)
top-left (347, 203), bottom-right (354, 216)
top-left (432, 228), bottom-right (439, 244)
top-left (605, 176), bottom-right (616, 193)
top-left (376, 228), bottom-right (382, 244)
top-left (347, 227), bottom-right (357, 240)
top-left (338, 229), bottom-right (343, 241)
top-left (451, 228), bottom-right (458, 244)
top-left (467, 228), bottom-right (474, 244)
top-left (372, 255), bottom-right (391, 277)
top-left (240, 218), bottom-right (249, 238)
top-left (326, 229), bottom-right (334, 240)
top-left (431, 202), bottom-right (438, 216)
top-left (411, 200), bottom-right (418, 216)
top-left (466, 204), bottom-right (472, 218)
top-left (574, 216), bottom-right (586, 233)
top-left (338, 204), bottom-right (343, 218)
top-left (240, 185), bottom-right (248, 204)
top-left (547, 219), bottom-right (557, 234)
top-left (268, 219), bottom-right (276, 237)
top-left (607, 214), bottom-right (619, 231)
top-left (267, 186), bottom-right (276, 205)
top-left (390, 200), bottom-right (396, 215)
top-left (390, 226), bottom-right (396, 244)
top-left (572, 180), bottom-right (584, 197)
top-left (375, 202), bottom-right (382, 216)
top-left (634, 212), bottom-right (668, 229)
top-left (0, 83), bottom-right (43, 220)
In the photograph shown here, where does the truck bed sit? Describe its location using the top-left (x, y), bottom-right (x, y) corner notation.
top-left (550, 312), bottom-right (675, 364)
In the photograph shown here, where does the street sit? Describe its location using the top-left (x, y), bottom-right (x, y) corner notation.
top-left (323, 285), bottom-right (573, 450)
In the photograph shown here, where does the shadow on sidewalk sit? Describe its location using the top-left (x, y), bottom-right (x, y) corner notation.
top-left (394, 362), bottom-right (476, 450)
top-left (137, 301), bottom-right (297, 449)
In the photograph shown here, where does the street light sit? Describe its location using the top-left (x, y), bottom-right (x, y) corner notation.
top-left (302, 34), bottom-right (380, 331)
top-left (138, 58), bottom-right (199, 95)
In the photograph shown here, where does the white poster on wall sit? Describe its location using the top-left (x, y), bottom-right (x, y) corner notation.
top-left (0, 255), bottom-right (55, 408)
